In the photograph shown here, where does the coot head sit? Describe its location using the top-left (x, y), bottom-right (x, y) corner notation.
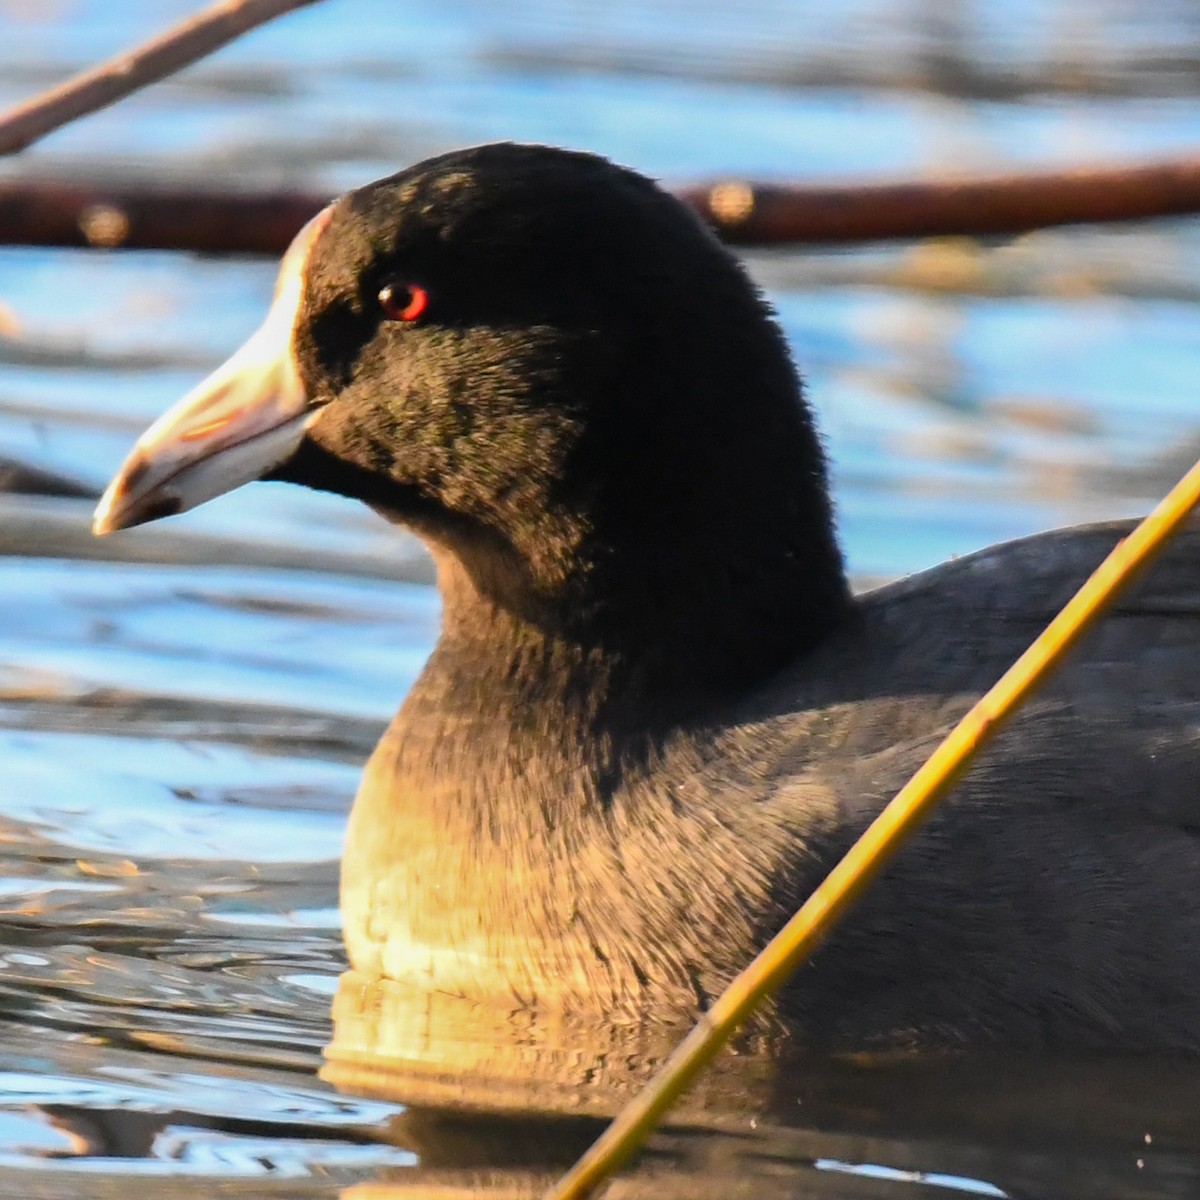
top-left (95, 143), bottom-right (850, 692)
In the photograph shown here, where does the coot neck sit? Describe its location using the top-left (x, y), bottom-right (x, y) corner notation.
top-left (418, 482), bottom-right (855, 734)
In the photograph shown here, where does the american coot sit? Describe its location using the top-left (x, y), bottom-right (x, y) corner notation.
top-left (95, 143), bottom-right (1200, 1052)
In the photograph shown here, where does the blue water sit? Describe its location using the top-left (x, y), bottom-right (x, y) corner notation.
top-left (2, 0), bottom-right (1200, 1195)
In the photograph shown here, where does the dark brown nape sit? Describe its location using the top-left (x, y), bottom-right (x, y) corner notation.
top-left (277, 144), bottom-right (854, 715)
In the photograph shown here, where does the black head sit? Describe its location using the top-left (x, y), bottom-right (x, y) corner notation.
top-left (95, 143), bottom-right (850, 694)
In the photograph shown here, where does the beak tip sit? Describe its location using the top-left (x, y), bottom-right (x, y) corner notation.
top-left (92, 488), bottom-right (184, 537)
top-left (92, 483), bottom-right (122, 537)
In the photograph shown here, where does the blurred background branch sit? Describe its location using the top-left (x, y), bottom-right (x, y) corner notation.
top-left (2, 0), bottom-right (1200, 251)
top-left (0, 176), bottom-right (328, 253)
top-left (684, 155), bottom-right (1200, 244)
top-left (0, 0), bottom-right (320, 156)
top-left (5, 154), bottom-right (1200, 253)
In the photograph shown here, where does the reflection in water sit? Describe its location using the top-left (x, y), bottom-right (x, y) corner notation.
top-left (326, 1052), bottom-right (1200, 1198)
top-left (3, 0), bottom-right (1200, 1196)
top-left (323, 968), bottom-right (1200, 1198)
top-left (323, 971), bottom-right (784, 1120)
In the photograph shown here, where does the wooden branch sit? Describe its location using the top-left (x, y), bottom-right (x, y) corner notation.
top-left (681, 154), bottom-right (1200, 244)
top-left (0, 177), bottom-right (330, 253)
top-left (4, 154), bottom-right (1200, 254)
top-left (0, 0), bottom-right (321, 157)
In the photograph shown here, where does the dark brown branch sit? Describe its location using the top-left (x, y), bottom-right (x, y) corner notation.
top-left (680, 155), bottom-right (1200, 244)
top-left (0, 0), bottom-right (321, 157)
top-left (0, 177), bottom-right (331, 253)
top-left (5, 155), bottom-right (1200, 255)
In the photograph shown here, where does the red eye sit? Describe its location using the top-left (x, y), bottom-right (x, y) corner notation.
top-left (379, 282), bottom-right (428, 322)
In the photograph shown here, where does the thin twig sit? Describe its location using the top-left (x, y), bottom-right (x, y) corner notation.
top-left (5, 153), bottom-right (1200, 252)
top-left (0, 0), bottom-right (322, 157)
top-left (543, 455), bottom-right (1200, 1200)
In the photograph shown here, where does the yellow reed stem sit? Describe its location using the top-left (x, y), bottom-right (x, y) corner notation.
top-left (544, 454), bottom-right (1200, 1200)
